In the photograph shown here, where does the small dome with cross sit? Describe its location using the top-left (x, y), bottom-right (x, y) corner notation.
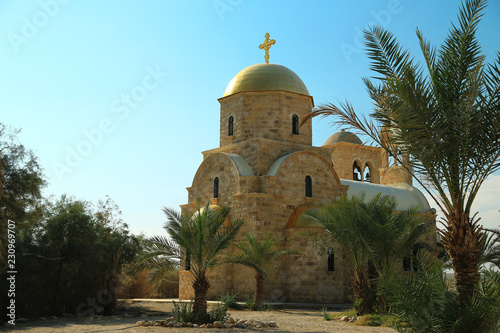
top-left (223, 63), bottom-right (310, 97)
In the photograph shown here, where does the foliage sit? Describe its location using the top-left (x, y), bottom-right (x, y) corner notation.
top-left (163, 203), bottom-right (244, 322)
top-left (219, 292), bottom-right (242, 309)
top-left (9, 195), bottom-right (141, 319)
top-left (172, 300), bottom-right (195, 324)
top-left (208, 302), bottom-right (229, 323)
top-left (330, 308), bottom-right (358, 319)
top-left (321, 307), bottom-right (331, 321)
top-left (245, 297), bottom-right (255, 311)
top-left (0, 124), bottom-right (46, 265)
top-left (479, 227), bottom-right (500, 269)
top-left (117, 265), bottom-right (179, 298)
top-left (305, 0), bottom-right (500, 299)
top-left (306, 193), bottom-right (428, 314)
top-left (379, 254), bottom-right (500, 332)
top-left (354, 313), bottom-right (401, 327)
top-left (131, 234), bottom-right (179, 296)
top-left (172, 299), bottom-right (229, 324)
top-left (227, 232), bottom-right (295, 308)
top-left (0, 123), bottom-right (46, 223)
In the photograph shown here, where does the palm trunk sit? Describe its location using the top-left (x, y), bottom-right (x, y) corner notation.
top-left (352, 269), bottom-right (371, 315)
top-left (255, 274), bottom-right (265, 309)
top-left (192, 277), bottom-right (210, 323)
top-left (441, 210), bottom-right (483, 302)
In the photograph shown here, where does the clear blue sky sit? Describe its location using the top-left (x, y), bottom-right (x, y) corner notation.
top-left (1, 0), bottom-right (499, 236)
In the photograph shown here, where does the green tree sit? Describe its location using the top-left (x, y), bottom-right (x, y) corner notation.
top-left (163, 204), bottom-right (244, 322)
top-left (13, 195), bottom-right (141, 318)
top-left (305, 0), bottom-right (500, 300)
top-left (379, 253), bottom-right (500, 332)
top-left (307, 193), bottom-right (428, 315)
top-left (227, 232), bottom-right (295, 309)
top-left (0, 124), bottom-right (46, 264)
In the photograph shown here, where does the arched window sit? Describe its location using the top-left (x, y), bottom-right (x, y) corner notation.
top-left (214, 177), bottom-right (219, 198)
top-left (305, 175), bottom-right (312, 197)
top-left (363, 163), bottom-right (371, 183)
top-left (292, 114), bottom-right (299, 135)
top-left (327, 249), bottom-right (335, 272)
top-left (353, 162), bottom-right (362, 181)
top-left (228, 116), bottom-right (234, 136)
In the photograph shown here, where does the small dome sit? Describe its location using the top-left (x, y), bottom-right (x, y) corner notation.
top-left (323, 130), bottom-right (362, 145)
top-left (223, 63), bottom-right (309, 97)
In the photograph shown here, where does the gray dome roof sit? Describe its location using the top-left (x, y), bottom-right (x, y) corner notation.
top-left (323, 130), bottom-right (362, 145)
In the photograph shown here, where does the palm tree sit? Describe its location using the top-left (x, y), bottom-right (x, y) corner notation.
top-left (307, 194), bottom-right (372, 314)
top-left (362, 197), bottom-right (430, 281)
top-left (227, 232), bottom-right (295, 309)
top-left (307, 193), bottom-right (428, 314)
top-left (304, 0), bottom-right (500, 301)
top-left (132, 235), bottom-right (180, 296)
top-left (479, 227), bottom-right (500, 269)
top-left (164, 203), bottom-right (244, 322)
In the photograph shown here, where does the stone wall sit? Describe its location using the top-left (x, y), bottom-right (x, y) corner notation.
top-left (218, 91), bottom-right (313, 148)
top-left (203, 138), bottom-right (333, 178)
top-left (380, 165), bottom-right (413, 185)
top-left (179, 148), bottom-right (352, 303)
top-left (324, 142), bottom-right (387, 184)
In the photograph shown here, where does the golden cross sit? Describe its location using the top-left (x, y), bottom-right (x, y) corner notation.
top-left (259, 33), bottom-right (276, 63)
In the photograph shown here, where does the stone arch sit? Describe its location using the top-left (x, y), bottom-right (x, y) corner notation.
top-left (190, 153), bottom-right (251, 203)
top-left (286, 204), bottom-right (323, 228)
top-left (353, 159), bottom-right (362, 181)
top-left (267, 151), bottom-right (341, 203)
top-left (363, 161), bottom-right (373, 183)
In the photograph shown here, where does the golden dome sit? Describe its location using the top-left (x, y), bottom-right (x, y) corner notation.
top-left (223, 63), bottom-right (309, 97)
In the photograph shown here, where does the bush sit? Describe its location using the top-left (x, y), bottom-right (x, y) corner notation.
top-left (380, 257), bottom-right (500, 332)
top-left (172, 300), bottom-right (195, 323)
top-left (245, 297), bottom-right (255, 310)
top-left (321, 307), bottom-right (331, 321)
top-left (208, 302), bottom-right (229, 322)
top-left (353, 314), bottom-right (400, 327)
top-left (330, 307), bottom-right (357, 319)
top-left (219, 292), bottom-right (241, 309)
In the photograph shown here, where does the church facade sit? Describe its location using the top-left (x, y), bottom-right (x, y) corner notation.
top-left (179, 48), bottom-right (435, 303)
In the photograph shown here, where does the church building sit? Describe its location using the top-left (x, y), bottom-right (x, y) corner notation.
top-left (179, 34), bottom-right (434, 304)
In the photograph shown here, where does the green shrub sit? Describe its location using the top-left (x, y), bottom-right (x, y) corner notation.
top-left (245, 297), bottom-right (255, 310)
top-left (379, 257), bottom-right (500, 332)
top-left (321, 307), bottom-right (331, 321)
top-left (172, 300), bottom-right (195, 323)
top-left (330, 307), bottom-right (357, 319)
top-left (219, 292), bottom-right (241, 309)
top-left (208, 302), bottom-right (229, 323)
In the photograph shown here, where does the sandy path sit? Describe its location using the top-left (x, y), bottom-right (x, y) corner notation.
top-left (1, 301), bottom-right (396, 333)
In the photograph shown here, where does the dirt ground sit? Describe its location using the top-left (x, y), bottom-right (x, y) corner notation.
top-left (1, 301), bottom-right (397, 333)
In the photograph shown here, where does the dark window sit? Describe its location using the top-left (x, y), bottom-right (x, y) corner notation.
top-left (305, 175), bottom-right (312, 197)
top-left (292, 114), bottom-right (299, 135)
top-left (228, 116), bottom-right (234, 136)
top-left (327, 249), bottom-right (335, 271)
top-left (353, 162), bottom-right (362, 181)
top-left (185, 252), bottom-right (191, 271)
top-left (214, 177), bottom-right (219, 198)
